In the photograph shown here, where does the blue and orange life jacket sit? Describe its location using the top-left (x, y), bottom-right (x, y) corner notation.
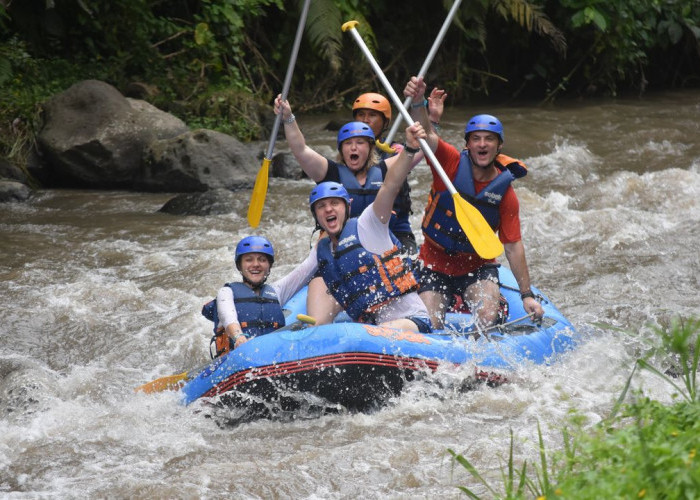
top-left (202, 282), bottom-right (285, 358)
top-left (316, 218), bottom-right (419, 322)
top-left (201, 282), bottom-right (284, 337)
top-left (421, 151), bottom-right (527, 255)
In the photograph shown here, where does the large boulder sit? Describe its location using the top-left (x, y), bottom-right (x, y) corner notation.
top-left (36, 80), bottom-right (188, 188)
top-left (0, 157), bottom-right (28, 183)
top-left (0, 180), bottom-right (32, 203)
top-left (137, 129), bottom-right (259, 192)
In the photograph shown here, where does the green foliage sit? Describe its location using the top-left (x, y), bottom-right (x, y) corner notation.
top-left (449, 316), bottom-right (700, 499)
top-left (0, 0), bottom-right (698, 171)
top-left (185, 85), bottom-right (266, 141)
top-left (551, 0), bottom-right (700, 97)
top-left (0, 37), bottom-right (91, 169)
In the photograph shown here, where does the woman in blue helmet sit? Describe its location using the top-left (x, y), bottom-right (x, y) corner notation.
top-left (282, 121), bottom-right (432, 332)
top-left (403, 76), bottom-right (544, 331)
top-left (274, 95), bottom-right (425, 325)
top-left (202, 235), bottom-right (316, 356)
top-left (273, 94), bottom-right (417, 253)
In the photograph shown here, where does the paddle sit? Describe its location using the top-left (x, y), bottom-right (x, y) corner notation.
top-left (377, 0), bottom-right (463, 154)
top-left (247, 0), bottom-right (311, 228)
top-left (134, 314), bottom-right (318, 394)
top-left (342, 21), bottom-right (504, 260)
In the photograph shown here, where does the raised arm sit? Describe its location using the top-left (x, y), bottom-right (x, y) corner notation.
top-left (274, 94), bottom-right (328, 181)
top-left (428, 87), bottom-right (447, 131)
top-left (270, 246), bottom-right (318, 305)
top-left (373, 122), bottom-right (426, 223)
top-left (404, 77), bottom-right (439, 152)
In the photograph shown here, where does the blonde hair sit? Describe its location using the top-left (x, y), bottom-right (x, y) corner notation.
top-left (335, 139), bottom-right (380, 169)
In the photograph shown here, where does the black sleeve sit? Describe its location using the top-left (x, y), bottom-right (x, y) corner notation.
top-left (320, 159), bottom-right (342, 184)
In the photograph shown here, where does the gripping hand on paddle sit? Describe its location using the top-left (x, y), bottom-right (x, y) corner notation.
top-left (273, 94), bottom-right (294, 123)
top-left (403, 77), bottom-right (438, 151)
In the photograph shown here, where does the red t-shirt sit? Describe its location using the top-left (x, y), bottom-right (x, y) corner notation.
top-left (418, 138), bottom-right (522, 276)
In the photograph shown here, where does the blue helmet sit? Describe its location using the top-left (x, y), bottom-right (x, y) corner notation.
top-left (464, 114), bottom-right (504, 143)
top-left (309, 182), bottom-right (351, 217)
top-left (235, 236), bottom-right (274, 267)
top-left (337, 121), bottom-right (375, 150)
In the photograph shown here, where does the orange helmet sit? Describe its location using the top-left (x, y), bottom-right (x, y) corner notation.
top-left (352, 93), bottom-right (391, 122)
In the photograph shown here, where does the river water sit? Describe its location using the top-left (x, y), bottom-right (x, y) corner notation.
top-left (2, 90), bottom-right (699, 498)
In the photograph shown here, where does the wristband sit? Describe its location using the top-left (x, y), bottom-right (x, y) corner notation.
top-left (520, 290), bottom-right (535, 300)
top-left (284, 113), bottom-right (296, 124)
top-left (410, 99), bottom-right (428, 109)
top-left (403, 144), bottom-right (420, 154)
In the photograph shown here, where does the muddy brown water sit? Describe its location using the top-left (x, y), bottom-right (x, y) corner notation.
top-left (1, 90), bottom-right (699, 497)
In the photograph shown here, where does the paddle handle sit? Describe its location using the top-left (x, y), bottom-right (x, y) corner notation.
top-left (265, 0), bottom-right (311, 160)
top-left (382, 0), bottom-right (462, 147)
top-left (343, 22), bottom-right (458, 197)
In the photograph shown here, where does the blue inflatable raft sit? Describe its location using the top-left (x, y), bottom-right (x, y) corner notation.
top-left (178, 266), bottom-right (576, 413)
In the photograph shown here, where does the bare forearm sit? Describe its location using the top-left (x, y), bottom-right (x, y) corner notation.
top-left (504, 241), bottom-right (532, 293)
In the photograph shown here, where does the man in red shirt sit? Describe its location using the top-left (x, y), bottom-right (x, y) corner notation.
top-left (404, 76), bottom-right (544, 329)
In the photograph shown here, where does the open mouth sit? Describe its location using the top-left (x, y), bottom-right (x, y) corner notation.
top-left (349, 153), bottom-right (360, 162)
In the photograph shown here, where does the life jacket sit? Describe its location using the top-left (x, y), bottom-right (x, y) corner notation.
top-left (316, 218), bottom-right (419, 322)
top-left (201, 282), bottom-right (284, 357)
top-left (495, 153), bottom-right (528, 179)
top-left (337, 163), bottom-right (413, 236)
top-left (337, 163), bottom-right (383, 218)
top-left (422, 150), bottom-right (518, 255)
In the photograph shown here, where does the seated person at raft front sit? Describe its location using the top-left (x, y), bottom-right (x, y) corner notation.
top-left (203, 235), bottom-right (315, 356)
top-left (285, 122), bottom-right (432, 333)
top-left (404, 75), bottom-right (544, 330)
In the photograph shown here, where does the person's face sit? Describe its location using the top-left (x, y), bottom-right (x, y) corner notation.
top-left (313, 197), bottom-right (347, 237)
top-left (466, 131), bottom-right (501, 168)
top-left (239, 253), bottom-right (271, 286)
top-left (354, 108), bottom-right (387, 137)
top-left (340, 137), bottom-right (372, 173)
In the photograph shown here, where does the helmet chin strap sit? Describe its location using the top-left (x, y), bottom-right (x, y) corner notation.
top-left (242, 274), bottom-right (268, 290)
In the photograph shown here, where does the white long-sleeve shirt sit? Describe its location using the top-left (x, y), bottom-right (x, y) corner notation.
top-left (216, 250), bottom-right (317, 328)
top-left (218, 203), bottom-right (428, 328)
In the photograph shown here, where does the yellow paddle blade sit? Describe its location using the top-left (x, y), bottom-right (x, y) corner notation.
top-left (452, 193), bottom-right (504, 260)
top-left (296, 313), bottom-right (317, 325)
top-left (134, 371), bottom-right (189, 394)
top-left (375, 140), bottom-right (396, 155)
top-left (247, 157), bottom-right (271, 228)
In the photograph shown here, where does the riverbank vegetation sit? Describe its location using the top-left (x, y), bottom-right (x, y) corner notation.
top-left (449, 316), bottom-right (700, 498)
top-left (1, 0), bottom-right (699, 169)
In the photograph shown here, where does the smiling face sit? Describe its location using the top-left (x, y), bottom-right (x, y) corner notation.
top-left (313, 197), bottom-right (348, 238)
top-left (238, 253), bottom-right (271, 287)
top-left (340, 137), bottom-right (372, 173)
top-left (353, 108), bottom-right (387, 138)
top-left (466, 131), bottom-right (501, 169)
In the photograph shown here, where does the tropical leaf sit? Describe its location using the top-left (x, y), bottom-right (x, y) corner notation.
top-left (494, 0), bottom-right (567, 55)
top-left (303, 0), bottom-right (344, 73)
